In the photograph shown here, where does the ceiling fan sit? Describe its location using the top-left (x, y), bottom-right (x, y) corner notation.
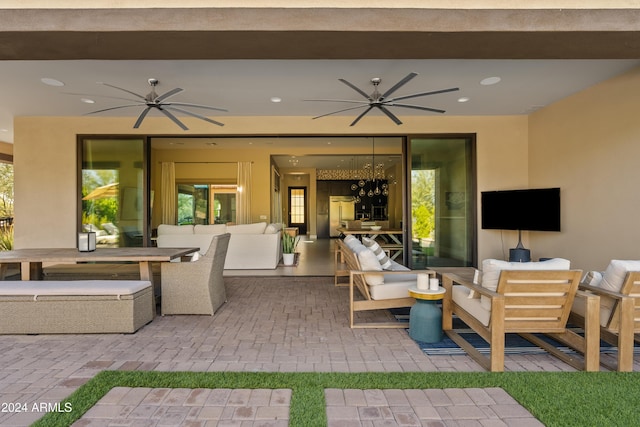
top-left (84, 78), bottom-right (227, 130)
top-left (306, 72), bottom-right (459, 126)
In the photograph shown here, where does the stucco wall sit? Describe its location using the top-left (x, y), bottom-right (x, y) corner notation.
top-left (528, 67), bottom-right (640, 271)
top-left (13, 114), bottom-right (527, 263)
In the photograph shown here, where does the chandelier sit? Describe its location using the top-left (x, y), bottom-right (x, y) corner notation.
top-left (350, 137), bottom-right (389, 203)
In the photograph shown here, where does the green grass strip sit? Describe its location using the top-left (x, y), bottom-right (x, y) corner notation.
top-left (32, 371), bottom-right (640, 427)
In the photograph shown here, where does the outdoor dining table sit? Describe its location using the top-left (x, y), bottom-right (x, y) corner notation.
top-left (0, 247), bottom-right (199, 284)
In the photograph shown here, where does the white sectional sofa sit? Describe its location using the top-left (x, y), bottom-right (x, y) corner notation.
top-left (156, 222), bottom-right (282, 269)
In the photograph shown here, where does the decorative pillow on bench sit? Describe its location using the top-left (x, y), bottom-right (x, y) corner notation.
top-left (362, 237), bottom-right (392, 269)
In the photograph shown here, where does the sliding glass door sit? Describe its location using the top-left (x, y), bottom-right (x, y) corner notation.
top-left (80, 137), bottom-right (148, 247)
top-left (407, 136), bottom-right (476, 268)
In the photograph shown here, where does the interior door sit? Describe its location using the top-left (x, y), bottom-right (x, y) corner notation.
top-left (288, 187), bottom-right (307, 235)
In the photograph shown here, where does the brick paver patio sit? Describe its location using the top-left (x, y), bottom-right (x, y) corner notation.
top-left (0, 276), bottom-right (613, 426)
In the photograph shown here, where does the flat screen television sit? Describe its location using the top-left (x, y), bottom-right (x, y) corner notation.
top-left (481, 187), bottom-right (561, 232)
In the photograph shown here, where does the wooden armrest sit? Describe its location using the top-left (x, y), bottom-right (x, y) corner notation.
top-left (441, 272), bottom-right (500, 299)
top-left (350, 269), bottom-right (434, 277)
top-left (579, 283), bottom-right (627, 300)
top-left (575, 289), bottom-right (600, 302)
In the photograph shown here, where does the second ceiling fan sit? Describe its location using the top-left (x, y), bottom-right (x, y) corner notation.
top-left (306, 72), bottom-right (459, 126)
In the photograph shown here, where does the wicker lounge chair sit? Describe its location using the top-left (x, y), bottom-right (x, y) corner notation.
top-left (161, 233), bottom-right (230, 315)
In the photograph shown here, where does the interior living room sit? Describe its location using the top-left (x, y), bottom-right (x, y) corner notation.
top-left (3, 4), bottom-right (640, 274)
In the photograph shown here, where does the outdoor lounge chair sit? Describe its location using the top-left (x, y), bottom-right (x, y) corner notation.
top-left (337, 238), bottom-right (434, 328)
top-left (442, 267), bottom-right (600, 372)
top-left (161, 233), bottom-right (230, 315)
top-left (570, 261), bottom-right (640, 371)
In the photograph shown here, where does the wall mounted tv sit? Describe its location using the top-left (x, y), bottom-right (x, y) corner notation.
top-left (481, 187), bottom-right (561, 232)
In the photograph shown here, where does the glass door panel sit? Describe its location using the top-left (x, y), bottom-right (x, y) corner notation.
top-left (80, 138), bottom-right (146, 247)
top-left (408, 136), bottom-right (475, 268)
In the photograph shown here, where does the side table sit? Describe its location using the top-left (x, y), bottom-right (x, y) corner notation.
top-left (408, 286), bottom-right (446, 343)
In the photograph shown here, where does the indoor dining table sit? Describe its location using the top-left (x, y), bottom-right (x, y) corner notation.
top-left (336, 227), bottom-right (404, 260)
top-left (0, 247), bottom-right (199, 284)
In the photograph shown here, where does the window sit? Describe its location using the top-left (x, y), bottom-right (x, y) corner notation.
top-left (290, 188), bottom-right (305, 223)
top-left (177, 184), bottom-right (237, 225)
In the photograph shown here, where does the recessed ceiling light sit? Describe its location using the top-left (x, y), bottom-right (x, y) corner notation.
top-left (40, 77), bottom-right (65, 87)
top-left (457, 97), bottom-right (470, 103)
top-left (480, 76), bottom-right (501, 86)
top-left (81, 98), bottom-right (95, 104)
top-left (270, 97), bottom-right (282, 103)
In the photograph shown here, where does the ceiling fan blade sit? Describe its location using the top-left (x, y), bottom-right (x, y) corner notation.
top-left (304, 98), bottom-right (369, 105)
top-left (389, 87), bottom-right (459, 102)
top-left (311, 105), bottom-right (369, 120)
top-left (388, 103), bottom-right (446, 114)
top-left (378, 105), bottom-right (403, 125)
top-left (339, 79), bottom-right (373, 100)
top-left (84, 104), bottom-right (142, 115)
top-left (350, 106), bottom-right (374, 126)
top-left (63, 92), bottom-right (142, 103)
top-left (380, 72), bottom-right (418, 100)
top-left (158, 107), bottom-right (189, 130)
top-left (166, 102), bottom-right (228, 112)
top-left (155, 87), bottom-right (183, 103)
top-left (133, 106), bottom-right (152, 128)
top-left (98, 82), bottom-right (146, 100)
top-left (166, 106), bottom-right (225, 127)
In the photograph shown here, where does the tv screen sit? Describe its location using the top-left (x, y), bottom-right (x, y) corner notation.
top-left (481, 187), bottom-right (561, 231)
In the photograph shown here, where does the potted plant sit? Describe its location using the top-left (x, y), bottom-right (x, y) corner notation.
top-left (282, 232), bottom-right (299, 266)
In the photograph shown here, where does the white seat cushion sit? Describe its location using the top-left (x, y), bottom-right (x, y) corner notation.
top-left (572, 293), bottom-right (614, 328)
top-left (452, 285), bottom-right (490, 326)
top-left (0, 280), bottom-right (151, 298)
top-left (368, 275), bottom-right (417, 300)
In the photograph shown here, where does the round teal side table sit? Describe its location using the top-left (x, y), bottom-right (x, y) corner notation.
top-left (408, 286), bottom-right (446, 343)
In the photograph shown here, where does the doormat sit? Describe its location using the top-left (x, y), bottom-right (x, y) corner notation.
top-left (278, 252), bottom-right (300, 267)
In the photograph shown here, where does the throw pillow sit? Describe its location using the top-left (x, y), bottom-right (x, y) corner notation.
top-left (362, 236), bottom-right (392, 270)
top-left (355, 246), bottom-right (384, 286)
top-left (582, 270), bottom-right (603, 287)
top-left (599, 260), bottom-right (640, 292)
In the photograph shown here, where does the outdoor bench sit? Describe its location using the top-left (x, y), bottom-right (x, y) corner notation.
top-left (0, 280), bottom-right (154, 334)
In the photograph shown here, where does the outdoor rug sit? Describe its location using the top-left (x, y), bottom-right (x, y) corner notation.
top-left (391, 309), bottom-right (640, 357)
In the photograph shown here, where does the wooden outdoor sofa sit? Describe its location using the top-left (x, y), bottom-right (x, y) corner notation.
top-left (570, 262), bottom-right (640, 371)
top-left (336, 238), bottom-right (434, 328)
top-left (0, 280), bottom-right (154, 334)
top-left (442, 267), bottom-right (601, 372)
